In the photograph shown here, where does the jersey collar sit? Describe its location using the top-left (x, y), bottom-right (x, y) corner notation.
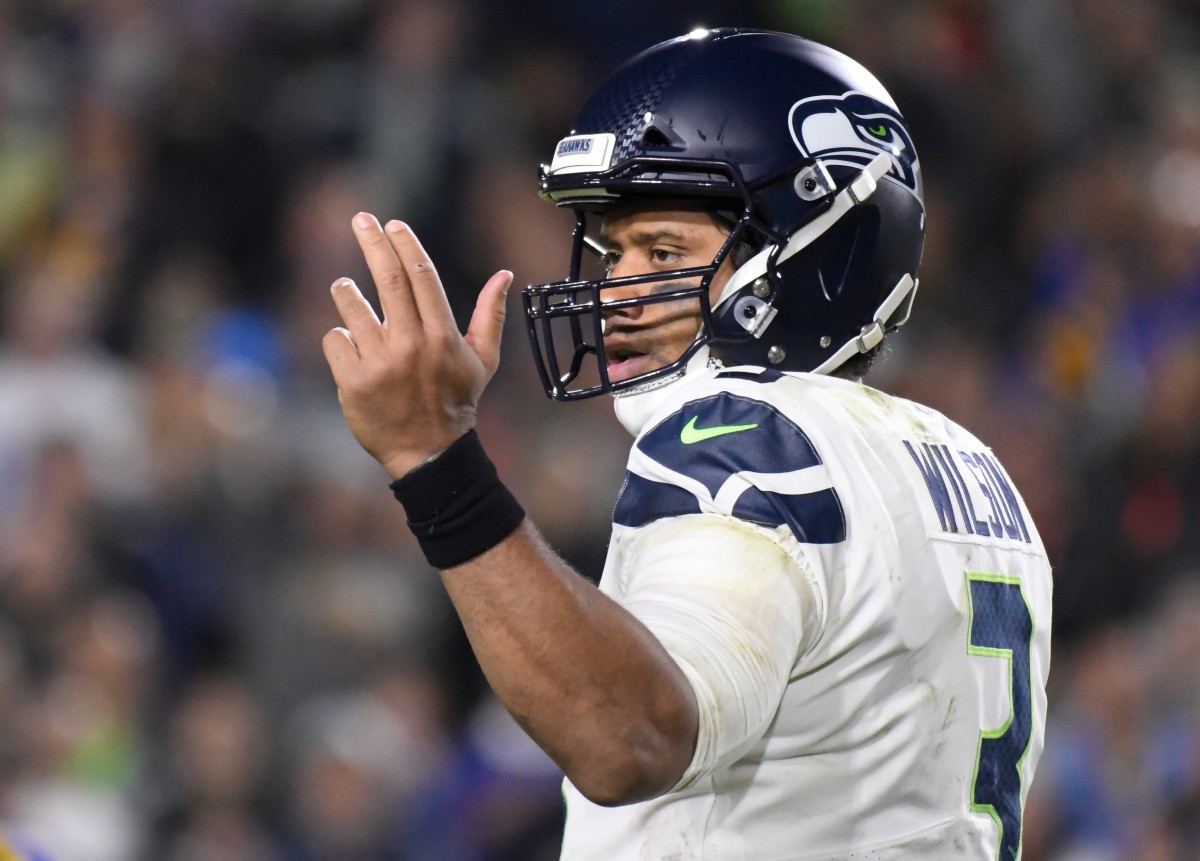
top-left (612, 346), bottom-right (722, 437)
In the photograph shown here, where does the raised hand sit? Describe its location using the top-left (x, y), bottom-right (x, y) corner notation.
top-left (322, 212), bottom-right (513, 479)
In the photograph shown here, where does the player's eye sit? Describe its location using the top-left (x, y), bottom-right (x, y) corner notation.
top-left (601, 251), bottom-right (621, 274)
top-left (650, 248), bottom-right (681, 266)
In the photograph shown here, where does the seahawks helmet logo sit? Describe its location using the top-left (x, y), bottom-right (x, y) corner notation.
top-left (788, 91), bottom-right (921, 198)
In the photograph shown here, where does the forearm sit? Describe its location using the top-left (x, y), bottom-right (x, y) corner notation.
top-left (441, 519), bottom-right (699, 806)
top-left (322, 215), bottom-right (697, 804)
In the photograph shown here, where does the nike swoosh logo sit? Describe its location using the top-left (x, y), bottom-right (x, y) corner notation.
top-left (680, 416), bottom-right (759, 444)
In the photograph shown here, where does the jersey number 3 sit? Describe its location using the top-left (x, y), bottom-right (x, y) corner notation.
top-left (967, 573), bottom-right (1034, 861)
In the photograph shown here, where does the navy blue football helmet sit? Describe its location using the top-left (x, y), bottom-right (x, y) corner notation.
top-left (523, 28), bottom-right (925, 400)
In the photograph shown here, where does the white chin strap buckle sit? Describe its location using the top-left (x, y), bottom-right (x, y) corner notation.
top-left (855, 320), bottom-right (885, 353)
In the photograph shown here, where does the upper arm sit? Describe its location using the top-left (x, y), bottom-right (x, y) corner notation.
top-left (619, 513), bottom-right (818, 789)
top-left (606, 390), bottom-right (840, 788)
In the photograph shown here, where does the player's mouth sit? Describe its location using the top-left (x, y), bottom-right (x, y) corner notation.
top-left (604, 344), bottom-right (652, 383)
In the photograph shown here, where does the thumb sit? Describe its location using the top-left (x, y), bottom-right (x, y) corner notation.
top-left (465, 269), bottom-right (513, 374)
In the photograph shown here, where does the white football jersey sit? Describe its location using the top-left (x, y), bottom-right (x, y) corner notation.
top-left (561, 366), bottom-right (1052, 861)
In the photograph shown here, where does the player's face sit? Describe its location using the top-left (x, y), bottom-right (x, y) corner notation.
top-left (597, 204), bottom-right (735, 384)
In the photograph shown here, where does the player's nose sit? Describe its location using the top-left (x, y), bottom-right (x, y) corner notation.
top-left (600, 266), bottom-right (655, 321)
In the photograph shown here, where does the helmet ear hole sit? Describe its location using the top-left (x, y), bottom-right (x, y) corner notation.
top-left (817, 209), bottom-right (879, 301)
top-left (816, 217), bottom-right (859, 301)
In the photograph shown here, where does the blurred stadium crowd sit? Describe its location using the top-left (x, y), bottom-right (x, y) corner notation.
top-left (1, 0), bottom-right (1200, 858)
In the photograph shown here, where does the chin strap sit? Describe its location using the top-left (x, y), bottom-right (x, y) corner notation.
top-left (810, 273), bottom-right (918, 375)
top-left (715, 151), bottom-right (893, 308)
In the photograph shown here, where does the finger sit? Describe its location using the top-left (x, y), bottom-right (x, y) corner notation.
top-left (383, 220), bottom-right (456, 332)
top-left (465, 270), bottom-right (513, 375)
top-left (329, 277), bottom-right (384, 349)
top-left (352, 212), bottom-right (420, 324)
top-left (322, 327), bottom-right (360, 380)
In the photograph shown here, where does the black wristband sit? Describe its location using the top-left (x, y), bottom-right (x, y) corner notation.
top-left (389, 430), bottom-right (525, 569)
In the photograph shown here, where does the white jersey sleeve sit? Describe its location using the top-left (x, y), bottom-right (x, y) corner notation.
top-left (615, 512), bottom-right (819, 790)
top-left (561, 366), bottom-right (1052, 861)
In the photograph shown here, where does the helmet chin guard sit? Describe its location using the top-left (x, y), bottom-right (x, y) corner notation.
top-left (524, 28), bottom-right (925, 401)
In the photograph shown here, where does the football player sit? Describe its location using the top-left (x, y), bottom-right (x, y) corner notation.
top-left (325, 28), bottom-right (1052, 860)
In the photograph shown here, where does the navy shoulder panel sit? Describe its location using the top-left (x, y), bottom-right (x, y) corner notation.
top-left (612, 471), bottom-right (702, 527)
top-left (612, 393), bottom-right (846, 543)
top-left (638, 393), bottom-right (822, 495)
top-left (732, 486), bottom-right (845, 544)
